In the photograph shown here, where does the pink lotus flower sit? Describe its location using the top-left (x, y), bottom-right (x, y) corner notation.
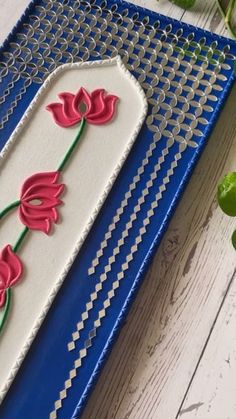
top-left (46, 88), bottom-right (118, 127)
top-left (0, 245), bottom-right (23, 308)
top-left (19, 172), bottom-right (65, 234)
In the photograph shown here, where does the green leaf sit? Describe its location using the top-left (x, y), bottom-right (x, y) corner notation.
top-left (217, 172), bottom-right (236, 217)
top-left (170, 0), bottom-right (196, 9)
top-left (232, 230), bottom-right (236, 249)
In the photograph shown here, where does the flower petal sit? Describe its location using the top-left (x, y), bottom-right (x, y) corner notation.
top-left (22, 195), bottom-right (63, 211)
top-left (19, 206), bottom-right (51, 234)
top-left (87, 94), bottom-right (119, 125)
top-left (21, 172), bottom-right (61, 199)
top-left (86, 89), bottom-right (106, 120)
top-left (22, 183), bottom-right (64, 202)
top-left (19, 171), bottom-right (64, 234)
top-left (1, 245), bottom-right (23, 287)
top-left (73, 88), bottom-right (92, 118)
top-left (46, 103), bottom-right (80, 127)
top-left (58, 92), bottom-right (80, 121)
top-left (0, 261), bottom-right (10, 289)
top-left (20, 202), bottom-right (59, 223)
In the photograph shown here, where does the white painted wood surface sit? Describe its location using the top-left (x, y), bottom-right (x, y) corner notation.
top-left (178, 277), bottom-right (236, 419)
top-left (0, 1), bottom-right (236, 419)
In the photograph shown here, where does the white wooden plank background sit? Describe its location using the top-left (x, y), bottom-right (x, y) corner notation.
top-left (0, 1), bottom-right (236, 419)
top-left (178, 275), bottom-right (236, 419)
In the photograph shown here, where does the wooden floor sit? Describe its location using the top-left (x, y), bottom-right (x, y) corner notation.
top-left (1, 1), bottom-right (236, 418)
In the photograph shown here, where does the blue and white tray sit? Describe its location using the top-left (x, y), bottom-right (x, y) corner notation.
top-left (0, 1), bottom-right (235, 418)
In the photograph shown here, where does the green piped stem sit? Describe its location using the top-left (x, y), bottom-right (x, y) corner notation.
top-left (13, 227), bottom-right (29, 253)
top-left (57, 118), bottom-right (86, 172)
top-left (0, 200), bottom-right (20, 220)
top-left (0, 288), bottom-right (12, 335)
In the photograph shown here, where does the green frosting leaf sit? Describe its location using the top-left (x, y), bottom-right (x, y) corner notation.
top-left (217, 172), bottom-right (236, 217)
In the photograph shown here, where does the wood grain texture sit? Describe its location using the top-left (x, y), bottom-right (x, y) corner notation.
top-left (178, 276), bottom-right (236, 419)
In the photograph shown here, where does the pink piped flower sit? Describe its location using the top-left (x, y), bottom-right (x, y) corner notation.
top-left (19, 172), bottom-right (65, 234)
top-left (46, 88), bottom-right (119, 127)
top-left (0, 245), bottom-right (23, 308)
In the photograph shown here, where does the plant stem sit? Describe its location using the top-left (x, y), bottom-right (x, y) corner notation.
top-left (226, 0), bottom-right (236, 23)
top-left (0, 200), bottom-right (20, 220)
top-left (13, 227), bottom-right (29, 253)
top-left (57, 118), bottom-right (86, 172)
top-left (216, 0), bottom-right (236, 38)
top-left (0, 288), bottom-right (11, 335)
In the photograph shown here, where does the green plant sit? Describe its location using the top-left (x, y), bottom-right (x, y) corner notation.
top-left (217, 172), bottom-right (236, 249)
top-left (168, 0), bottom-right (236, 38)
top-left (170, 0), bottom-right (196, 8)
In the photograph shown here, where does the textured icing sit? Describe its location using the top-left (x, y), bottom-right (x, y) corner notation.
top-left (0, 246), bottom-right (23, 308)
top-left (19, 172), bottom-right (64, 235)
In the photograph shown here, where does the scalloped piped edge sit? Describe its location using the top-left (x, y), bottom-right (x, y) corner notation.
top-left (0, 55), bottom-right (148, 402)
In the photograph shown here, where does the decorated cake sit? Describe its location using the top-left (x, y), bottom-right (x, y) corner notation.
top-left (0, 56), bottom-right (147, 404)
top-left (1, 0), bottom-right (236, 416)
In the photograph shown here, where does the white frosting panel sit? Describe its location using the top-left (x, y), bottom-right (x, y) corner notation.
top-left (0, 57), bottom-right (147, 399)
